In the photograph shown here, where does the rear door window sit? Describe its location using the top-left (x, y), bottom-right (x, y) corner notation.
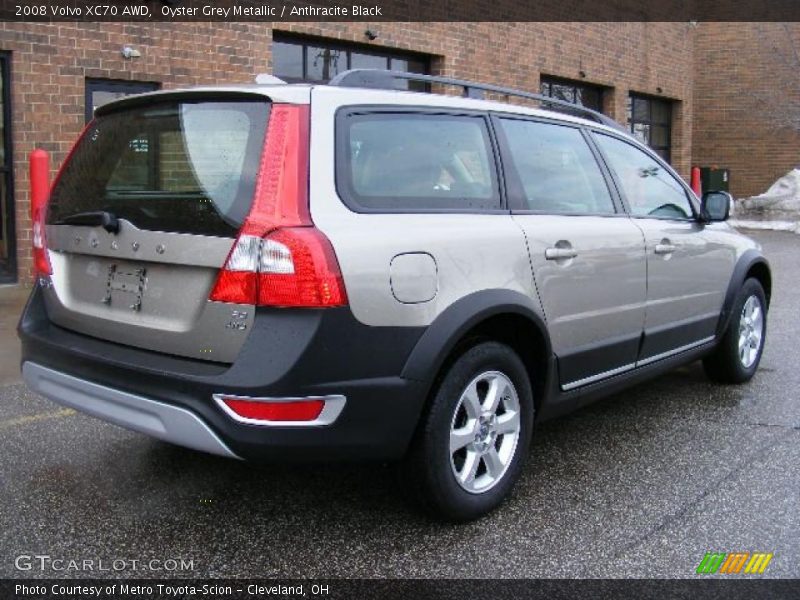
top-left (48, 99), bottom-right (270, 237)
top-left (498, 118), bottom-right (616, 215)
top-left (337, 111), bottom-right (501, 211)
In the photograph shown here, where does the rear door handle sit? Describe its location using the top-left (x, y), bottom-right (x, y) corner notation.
top-left (545, 247), bottom-right (578, 260)
top-left (654, 240), bottom-right (676, 255)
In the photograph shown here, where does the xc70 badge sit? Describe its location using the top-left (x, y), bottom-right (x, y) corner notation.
top-left (226, 310), bottom-right (248, 331)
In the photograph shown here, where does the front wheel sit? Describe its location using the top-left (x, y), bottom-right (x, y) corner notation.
top-left (703, 278), bottom-right (768, 383)
top-left (402, 342), bottom-right (534, 522)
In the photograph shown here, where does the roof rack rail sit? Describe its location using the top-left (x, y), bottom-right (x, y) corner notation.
top-left (328, 69), bottom-right (625, 131)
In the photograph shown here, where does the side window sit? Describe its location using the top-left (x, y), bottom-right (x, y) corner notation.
top-left (338, 112), bottom-right (500, 211)
top-left (594, 134), bottom-right (693, 220)
top-left (498, 118), bottom-right (615, 214)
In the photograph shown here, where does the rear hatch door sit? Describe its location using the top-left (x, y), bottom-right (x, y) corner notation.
top-left (43, 93), bottom-right (271, 362)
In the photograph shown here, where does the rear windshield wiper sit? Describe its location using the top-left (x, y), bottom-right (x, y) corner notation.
top-left (54, 211), bottom-right (120, 234)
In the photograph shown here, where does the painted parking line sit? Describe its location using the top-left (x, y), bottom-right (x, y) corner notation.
top-left (0, 408), bottom-right (76, 429)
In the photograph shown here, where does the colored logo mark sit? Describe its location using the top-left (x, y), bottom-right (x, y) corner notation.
top-left (696, 552), bottom-right (774, 574)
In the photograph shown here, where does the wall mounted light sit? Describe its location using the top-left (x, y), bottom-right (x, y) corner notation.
top-left (121, 46), bottom-right (141, 59)
top-left (364, 30), bottom-right (378, 41)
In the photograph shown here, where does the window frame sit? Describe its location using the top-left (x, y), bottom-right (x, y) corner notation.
top-left (627, 92), bottom-right (672, 163)
top-left (490, 112), bottom-right (625, 217)
top-left (539, 75), bottom-right (605, 114)
top-left (334, 105), bottom-right (507, 215)
top-left (587, 128), bottom-right (700, 222)
top-left (85, 78), bottom-right (160, 123)
top-left (272, 32), bottom-right (430, 87)
top-left (0, 51), bottom-right (16, 284)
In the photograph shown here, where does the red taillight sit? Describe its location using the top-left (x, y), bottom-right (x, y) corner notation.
top-left (219, 397), bottom-right (325, 422)
top-left (257, 228), bottom-right (347, 307)
top-left (29, 149), bottom-right (51, 276)
top-left (209, 103), bottom-right (348, 308)
top-left (242, 104), bottom-right (310, 236)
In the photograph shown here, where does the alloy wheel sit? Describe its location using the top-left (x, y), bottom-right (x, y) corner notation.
top-left (449, 370), bottom-right (521, 494)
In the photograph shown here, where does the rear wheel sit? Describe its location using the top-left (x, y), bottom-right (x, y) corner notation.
top-left (403, 342), bottom-right (534, 521)
top-left (703, 278), bottom-right (767, 383)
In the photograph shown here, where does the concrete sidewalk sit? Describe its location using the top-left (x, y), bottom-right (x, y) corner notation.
top-left (0, 284), bottom-right (30, 386)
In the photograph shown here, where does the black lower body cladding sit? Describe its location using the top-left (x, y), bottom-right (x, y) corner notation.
top-left (18, 284), bottom-right (427, 461)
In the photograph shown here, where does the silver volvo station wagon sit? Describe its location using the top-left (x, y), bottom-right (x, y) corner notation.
top-left (19, 70), bottom-right (771, 521)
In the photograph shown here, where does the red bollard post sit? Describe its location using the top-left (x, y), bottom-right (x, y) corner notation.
top-left (690, 166), bottom-right (702, 197)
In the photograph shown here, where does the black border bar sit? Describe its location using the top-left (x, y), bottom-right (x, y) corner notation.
top-left (1, 0), bottom-right (800, 22)
top-left (2, 579), bottom-right (800, 600)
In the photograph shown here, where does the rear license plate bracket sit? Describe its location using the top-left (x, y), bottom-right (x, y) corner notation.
top-left (102, 264), bottom-right (147, 311)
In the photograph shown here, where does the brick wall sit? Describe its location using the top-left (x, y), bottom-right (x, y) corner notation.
top-left (693, 22), bottom-right (800, 198)
top-left (0, 21), bottom-right (694, 283)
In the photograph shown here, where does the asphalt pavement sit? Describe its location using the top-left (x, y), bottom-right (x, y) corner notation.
top-left (0, 230), bottom-right (797, 579)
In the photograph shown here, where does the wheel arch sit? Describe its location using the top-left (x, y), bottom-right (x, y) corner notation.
top-left (401, 290), bottom-right (552, 416)
top-left (746, 260), bottom-right (772, 307)
top-left (716, 249), bottom-right (772, 338)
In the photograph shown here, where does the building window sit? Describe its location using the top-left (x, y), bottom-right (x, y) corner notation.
top-left (85, 79), bottom-right (160, 123)
top-left (539, 76), bottom-right (604, 113)
top-left (272, 33), bottom-right (430, 91)
top-left (627, 93), bottom-right (672, 162)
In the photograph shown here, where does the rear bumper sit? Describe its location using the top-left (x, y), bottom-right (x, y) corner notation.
top-left (23, 362), bottom-right (240, 459)
top-left (18, 284), bottom-right (427, 461)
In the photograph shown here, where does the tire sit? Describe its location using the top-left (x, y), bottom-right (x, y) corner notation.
top-left (703, 278), bottom-right (768, 384)
top-left (402, 341), bottom-right (534, 522)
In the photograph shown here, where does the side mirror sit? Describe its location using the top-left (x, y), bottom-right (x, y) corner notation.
top-left (701, 190), bottom-right (732, 222)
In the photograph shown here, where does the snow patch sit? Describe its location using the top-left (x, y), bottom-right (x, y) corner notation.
top-left (738, 168), bottom-right (800, 217)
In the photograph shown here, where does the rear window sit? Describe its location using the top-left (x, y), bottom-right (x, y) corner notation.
top-left (48, 99), bottom-right (270, 237)
top-left (336, 112), bottom-right (500, 211)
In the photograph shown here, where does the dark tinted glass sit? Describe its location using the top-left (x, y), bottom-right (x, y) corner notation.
top-left (628, 94), bottom-right (673, 163)
top-left (595, 134), bottom-right (692, 219)
top-left (272, 41), bottom-right (303, 80)
top-left (49, 100), bottom-right (270, 237)
top-left (651, 99), bottom-right (671, 124)
top-left (351, 52), bottom-right (387, 69)
top-left (632, 97), bottom-right (649, 121)
top-left (272, 35), bottom-right (429, 89)
top-left (632, 122), bottom-right (650, 145)
top-left (306, 46), bottom-right (346, 81)
top-left (391, 57), bottom-right (428, 91)
top-left (551, 83), bottom-right (575, 104)
top-left (540, 77), bottom-right (604, 112)
top-left (576, 87), bottom-right (602, 112)
top-left (86, 79), bottom-right (159, 123)
top-left (500, 119), bottom-right (615, 214)
top-left (651, 125), bottom-right (669, 147)
top-left (340, 113), bottom-right (499, 211)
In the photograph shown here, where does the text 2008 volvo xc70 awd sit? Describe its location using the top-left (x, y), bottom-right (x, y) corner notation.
top-left (19, 70), bottom-right (771, 521)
